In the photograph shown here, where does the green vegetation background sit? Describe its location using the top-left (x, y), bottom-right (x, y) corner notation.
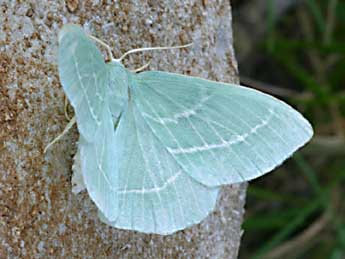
top-left (233, 0), bottom-right (345, 258)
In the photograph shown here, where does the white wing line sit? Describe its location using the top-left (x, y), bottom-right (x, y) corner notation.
top-left (211, 119), bottom-right (268, 172)
top-left (140, 90), bottom-right (210, 125)
top-left (142, 84), bottom-right (252, 182)
top-left (186, 116), bottom-right (240, 180)
top-left (91, 121), bottom-right (111, 218)
top-left (143, 83), bottom-right (274, 179)
top-left (150, 139), bottom-right (177, 231)
top-left (142, 81), bottom-right (264, 178)
top-left (146, 133), bottom-right (166, 185)
top-left (214, 100), bottom-right (280, 165)
top-left (167, 112), bottom-right (272, 155)
top-left (117, 128), bottom-right (135, 224)
top-left (219, 102), bottom-right (280, 168)
top-left (135, 99), bottom-right (187, 224)
top-left (130, 110), bottom-right (163, 230)
top-left (93, 72), bottom-right (104, 103)
top-left (136, 101), bottom-right (199, 230)
top-left (94, 121), bottom-right (116, 191)
top-left (89, 51), bottom-right (104, 103)
top-left (154, 95), bottom-right (211, 124)
top-left (183, 113), bottom-right (271, 182)
top-left (231, 98), bottom-right (292, 149)
top-left (133, 111), bottom-right (163, 197)
top-left (173, 118), bottom-right (206, 213)
top-left (147, 83), bottom-right (273, 162)
top-left (117, 171), bottom-right (182, 194)
top-left (141, 100), bottom-right (199, 224)
top-left (170, 174), bottom-right (187, 229)
top-left (134, 109), bottom-right (185, 230)
top-left (147, 102), bottom-right (202, 222)
top-left (73, 54), bottom-right (101, 125)
top-left (132, 108), bottom-right (167, 230)
top-left (201, 111), bottom-right (270, 169)
top-left (204, 116), bottom-right (264, 179)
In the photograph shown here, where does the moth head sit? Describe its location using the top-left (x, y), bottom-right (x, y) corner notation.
top-left (108, 60), bottom-right (126, 72)
top-left (108, 60), bottom-right (129, 88)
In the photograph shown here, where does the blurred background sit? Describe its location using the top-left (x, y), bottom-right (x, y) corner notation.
top-left (231, 0), bottom-right (345, 258)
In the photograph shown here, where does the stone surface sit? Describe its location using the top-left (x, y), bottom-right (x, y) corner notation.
top-left (0, 1), bottom-right (246, 258)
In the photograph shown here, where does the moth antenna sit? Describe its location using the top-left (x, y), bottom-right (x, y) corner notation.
top-left (44, 116), bottom-right (76, 153)
top-left (131, 60), bottom-right (152, 73)
top-left (88, 34), bottom-right (114, 60)
top-left (115, 43), bottom-right (193, 63)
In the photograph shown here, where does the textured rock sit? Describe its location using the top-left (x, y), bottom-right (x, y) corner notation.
top-left (0, 1), bottom-right (246, 258)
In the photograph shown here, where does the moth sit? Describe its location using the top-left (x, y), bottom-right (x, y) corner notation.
top-left (55, 24), bottom-right (313, 235)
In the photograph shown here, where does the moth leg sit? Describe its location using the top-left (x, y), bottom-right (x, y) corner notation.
top-left (88, 34), bottom-right (114, 60)
top-left (64, 95), bottom-right (71, 120)
top-left (44, 116), bottom-right (76, 153)
top-left (131, 60), bottom-right (152, 73)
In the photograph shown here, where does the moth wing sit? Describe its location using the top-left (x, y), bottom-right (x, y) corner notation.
top-left (100, 104), bottom-right (219, 235)
top-left (58, 24), bottom-right (108, 142)
top-left (132, 71), bottom-right (313, 186)
top-left (78, 104), bottom-right (119, 221)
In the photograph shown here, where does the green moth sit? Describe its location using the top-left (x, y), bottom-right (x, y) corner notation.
top-left (57, 24), bottom-right (313, 235)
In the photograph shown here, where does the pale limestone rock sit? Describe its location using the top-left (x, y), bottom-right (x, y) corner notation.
top-left (0, 1), bottom-right (246, 258)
